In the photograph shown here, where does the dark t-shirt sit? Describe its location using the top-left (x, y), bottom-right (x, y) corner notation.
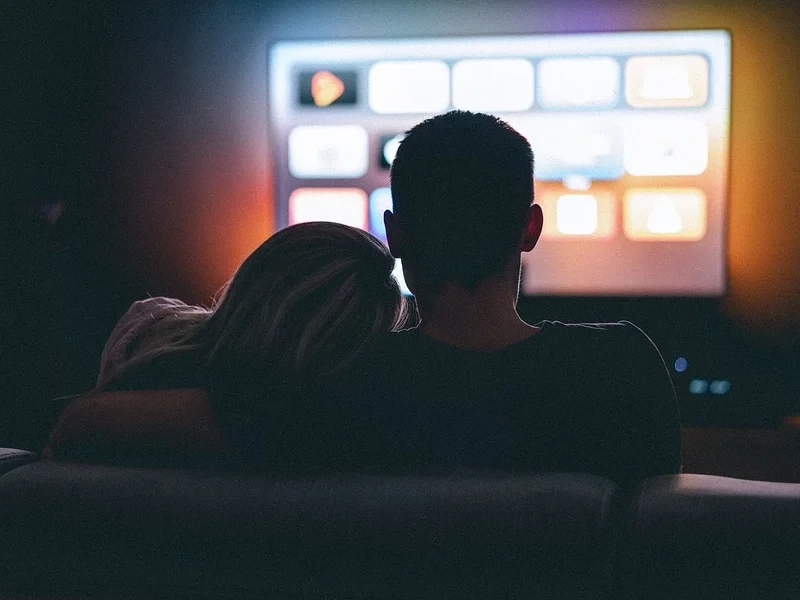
top-left (338, 321), bottom-right (681, 489)
top-left (103, 321), bottom-right (681, 486)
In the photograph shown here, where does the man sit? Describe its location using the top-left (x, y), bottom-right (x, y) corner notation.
top-left (354, 110), bottom-right (681, 489)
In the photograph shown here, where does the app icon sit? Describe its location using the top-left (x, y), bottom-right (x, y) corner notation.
top-left (288, 125), bottom-right (369, 179)
top-left (623, 188), bottom-right (706, 241)
top-left (312, 71), bottom-right (344, 106)
top-left (369, 188), bottom-right (393, 239)
top-left (625, 55), bottom-right (709, 108)
top-left (527, 121), bottom-right (624, 181)
top-left (289, 188), bottom-right (368, 229)
top-left (537, 57), bottom-right (620, 109)
top-left (556, 195), bottom-right (597, 235)
top-left (368, 60), bottom-right (450, 114)
top-left (452, 58), bottom-right (534, 112)
top-left (624, 120), bottom-right (708, 176)
top-left (298, 70), bottom-right (357, 107)
top-left (540, 191), bottom-right (616, 239)
top-left (379, 134), bottom-right (404, 169)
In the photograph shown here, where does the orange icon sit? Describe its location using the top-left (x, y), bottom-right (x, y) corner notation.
top-left (311, 71), bottom-right (345, 107)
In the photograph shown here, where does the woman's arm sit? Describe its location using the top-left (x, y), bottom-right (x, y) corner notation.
top-left (45, 388), bottom-right (230, 464)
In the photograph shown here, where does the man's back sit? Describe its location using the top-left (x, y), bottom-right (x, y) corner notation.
top-left (351, 321), bottom-right (680, 490)
top-left (360, 111), bottom-right (681, 489)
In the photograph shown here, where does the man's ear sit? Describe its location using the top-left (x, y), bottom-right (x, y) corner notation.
top-left (521, 204), bottom-right (544, 252)
top-left (384, 210), bottom-right (405, 258)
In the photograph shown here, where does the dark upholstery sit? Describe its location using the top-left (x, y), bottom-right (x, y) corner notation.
top-left (5, 459), bottom-right (800, 599)
top-left (626, 474), bottom-right (800, 599)
top-left (0, 447), bottom-right (37, 475)
top-left (0, 461), bottom-right (621, 599)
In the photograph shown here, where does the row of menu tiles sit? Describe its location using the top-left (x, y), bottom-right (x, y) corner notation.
top-left (288, 120), bottom-right (710, 180)
top-left (297, 54), bottom-right (709, 113)
top-left (288, 187), bottom-right (708, 242)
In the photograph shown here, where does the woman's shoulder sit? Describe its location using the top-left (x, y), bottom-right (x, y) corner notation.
top-left (97, 297), bottom-right (203, 388)
top-left (109, 348), bottom-right (208, 391)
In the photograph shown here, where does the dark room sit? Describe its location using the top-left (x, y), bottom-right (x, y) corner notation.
top-left (3, 0), bottom-right (800, 597)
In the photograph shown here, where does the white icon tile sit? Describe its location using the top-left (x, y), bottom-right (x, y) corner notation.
top-left (625, 55), bottom-right (709, 108)
top-left (288, 188), bottom-right (368, 229)
top-left (541, 190), bottom-right (616, 239)
top-left (537, 57), bottom-right (620, 108)
top-left (624, 121), bottom-right (708, 176)
top-left (368, 61), bottom-right (450, 114)
top-left (512, 119), bottom-right (624, 181)
top-left (289, 125), bottom-right (369, 179)
top-left (452, 58), bottom-right (534, 112)
top-left (556, 194), bottom-right (598, 235)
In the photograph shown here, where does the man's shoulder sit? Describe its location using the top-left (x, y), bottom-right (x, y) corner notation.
top-left (536, 319), bottom-right (642, 336)
top-left (536, 319), bottom-right (654, 351)
top-left (354, 321), bottom-right (662, 380)
top-left (533, 320), bottom-right (668, 382)
top-left (364, 322), bottom-right (653, 360)
top-left (538, 319), bottom-right (671, 390)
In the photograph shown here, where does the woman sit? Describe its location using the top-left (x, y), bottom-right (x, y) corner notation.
top-left (47, 222), bottom-right (408, 468)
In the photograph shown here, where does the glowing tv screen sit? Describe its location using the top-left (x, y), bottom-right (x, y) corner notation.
top-left (268, 30), bottom-right (731, 296)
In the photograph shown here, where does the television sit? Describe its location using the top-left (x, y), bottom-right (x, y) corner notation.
top-left (268, 30), bottom-right (731, 297)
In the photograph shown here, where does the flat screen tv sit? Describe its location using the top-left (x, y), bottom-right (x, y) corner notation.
top-left (268, 30), bottom-right (731, 296)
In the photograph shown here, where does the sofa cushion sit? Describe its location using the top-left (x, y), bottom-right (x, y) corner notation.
top-left (626, 474), bottom-right (800, 599)
top-left (0, 460), bottom-right (621, 599)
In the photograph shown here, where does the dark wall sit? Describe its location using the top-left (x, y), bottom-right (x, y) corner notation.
top-left (2, 1), bottom-right (130, 447)
top-left (2, 1), bottom-right (277, 448)
top-left (3, 0), bottom-right (800, 448)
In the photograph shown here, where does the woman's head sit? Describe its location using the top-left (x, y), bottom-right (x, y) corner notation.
top-left (205, 222), bottom-right (407, 379)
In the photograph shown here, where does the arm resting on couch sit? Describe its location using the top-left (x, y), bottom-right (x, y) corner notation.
top-left (45, 388), bottom-right (229, 464)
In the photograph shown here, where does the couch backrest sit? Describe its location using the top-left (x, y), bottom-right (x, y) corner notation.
top-left (6, 461), bottom-right (800, 600)
top-left (0, 447), bottom-right (37, 475)
top-left (0, 461), bottom-right (621, 599)
top-left (626, 474), bottom-right (800, 600)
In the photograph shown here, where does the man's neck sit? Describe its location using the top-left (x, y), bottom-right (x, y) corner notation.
top-left (414, 275), bottom-right (538, 351)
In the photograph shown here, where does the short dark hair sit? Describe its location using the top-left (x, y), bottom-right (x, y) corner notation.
top-left (390, 110), bottom-right (534, 290)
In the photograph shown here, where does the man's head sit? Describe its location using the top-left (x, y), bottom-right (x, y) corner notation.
top-left (387, 111), bottom-right (542, 293)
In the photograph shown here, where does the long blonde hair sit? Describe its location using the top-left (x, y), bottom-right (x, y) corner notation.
top-left (106, 222), bottom-right (407, 387)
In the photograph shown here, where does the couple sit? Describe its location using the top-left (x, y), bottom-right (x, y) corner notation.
top-left (49, 111), bottom-right (681, 488)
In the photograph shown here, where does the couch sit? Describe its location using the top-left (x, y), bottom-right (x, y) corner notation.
top-left (1, 447), bottom-right (799, 599)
